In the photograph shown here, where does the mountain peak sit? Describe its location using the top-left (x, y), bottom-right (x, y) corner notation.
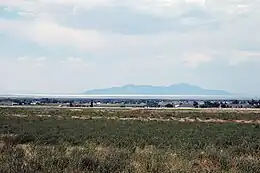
top-left (85, 83), bottom-right (231, 95)
top-left (122, 84), bottom-right (137, 88)
top-left (169, 83), bottom-right (193, 87)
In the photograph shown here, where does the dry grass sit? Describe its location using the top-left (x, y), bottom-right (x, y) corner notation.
top-left (1, 107), bottom-right (260, 172)
top-left (1, 142), bottom-right (256, 173)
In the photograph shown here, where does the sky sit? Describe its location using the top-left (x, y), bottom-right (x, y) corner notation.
top-left (0, 0), bottom-right (260, 94)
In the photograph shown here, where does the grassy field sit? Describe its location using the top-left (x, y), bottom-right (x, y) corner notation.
top-left (2, 107), bottom-right (260, 120)
top-left (1, 107), bottom-right (260, 172)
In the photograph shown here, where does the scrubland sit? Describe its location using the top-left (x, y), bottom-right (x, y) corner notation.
top-left (1, 107), bottom-right (260, 172)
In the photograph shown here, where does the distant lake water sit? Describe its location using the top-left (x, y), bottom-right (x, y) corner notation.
top-left (0, 94), bottom-right (256, 100)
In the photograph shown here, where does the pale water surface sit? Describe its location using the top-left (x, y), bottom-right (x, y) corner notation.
top-left (0, 94), bottom-right (257, 100)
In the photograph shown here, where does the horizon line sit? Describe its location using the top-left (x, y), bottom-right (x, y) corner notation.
top-left (0, 93), bottom-right (258, 100)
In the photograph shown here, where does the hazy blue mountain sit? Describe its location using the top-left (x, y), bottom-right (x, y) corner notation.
top-left (84, 83), bottom-right (231, 95)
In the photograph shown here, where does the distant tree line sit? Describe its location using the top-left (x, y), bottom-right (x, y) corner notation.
top-left (1, 98), bottom-right (260, 108)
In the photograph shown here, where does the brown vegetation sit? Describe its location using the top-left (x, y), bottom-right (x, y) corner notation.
top-left (1, 107), bottom-right (260, 172)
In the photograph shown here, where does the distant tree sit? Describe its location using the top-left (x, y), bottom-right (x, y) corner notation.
top-left (251, 99), bottom-right (258, 105)
top-left (193, 101), bottom-right (199, 108)
top-left (147, 102), bottom-right (159, 107)
top-left (165, 104), bottom-right (174, 108)
top-left (232, 100), bottom-right (239, 104)
top-left (200, 104), bottom-right (206, 108)
top-left (204, 101), bottom-right (212, 108)
top-left (212, 102), bottom-right (220, 108)
top-left (90, 100), bottom-right (94, 107)
top-left (255, 104), bottom-right (260, 108)
top-left (220, 102), bottom-right (227, 108)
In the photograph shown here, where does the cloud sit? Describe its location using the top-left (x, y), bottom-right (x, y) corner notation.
top-left (17, 56), bottom-right (30, 62)
top-left (185, 0), bottom-right (206, 6)
top-left (60, 57), bottom-right (89, 69)
top-left (0, 16), bottom-right (170, 58)
top-left (182, 53), bottom-right (212, 68)
top-left (62, 57), bottom-right (82, 63)
top-left (0, 18), bottom-right (108, 52)
top-left (1, 0), bottom-right (260, 94)
top-left (1, 0), bottom-right (257, 19)
top-left (3, 7), bottom-right (13, 12)
top-left (16, 56), bottom-right (47, 67)
top-left (228, 50), bottom-right (260, 66)
top-left (36, 57), bottom-right (46, 62)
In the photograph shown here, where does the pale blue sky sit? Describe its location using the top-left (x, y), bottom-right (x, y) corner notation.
top-left (0, 0), bottom-right (260, 94)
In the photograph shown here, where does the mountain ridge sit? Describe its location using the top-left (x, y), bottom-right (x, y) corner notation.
top-left (84, 83), bottom-right (231, 95)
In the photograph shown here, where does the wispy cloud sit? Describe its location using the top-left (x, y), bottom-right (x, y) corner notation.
top-left (182, 53), bottom-right (212, 68)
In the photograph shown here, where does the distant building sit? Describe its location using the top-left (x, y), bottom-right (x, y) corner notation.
top-left (31, 101), bottom-right (41, 105)
top-left (124, 103), bottom-right (147, 108)
top-left (0, 101), bottom-right (18, 106)
top-left (58, 103), bottom-right (72, 107)
top-left (230, 103), bottom-right (254, 108)
top-left (158, 101), bottom-right (174, 107)
top-left (175, 104), bottom-right (194, 108)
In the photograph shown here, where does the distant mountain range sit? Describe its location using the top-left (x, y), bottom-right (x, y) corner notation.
top-left (84, 83), bottom-right (231, 95)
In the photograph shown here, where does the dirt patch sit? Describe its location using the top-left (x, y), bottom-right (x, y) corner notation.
top-left (8, 113), bottom-right (260, 124)
top-left (70, 116), bottom-right (260, 124)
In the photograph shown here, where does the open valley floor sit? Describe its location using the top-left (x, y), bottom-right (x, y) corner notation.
top-left (1, 107), bottom-right (260, 172)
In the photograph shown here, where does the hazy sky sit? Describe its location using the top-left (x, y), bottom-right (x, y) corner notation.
top-left (0, 0), bottom-right (260, 94)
